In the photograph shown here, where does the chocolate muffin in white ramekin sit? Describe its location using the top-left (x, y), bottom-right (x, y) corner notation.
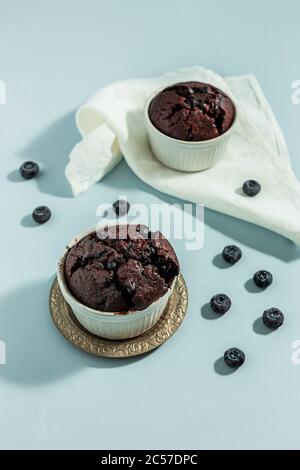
top-left (57, 224), bottom-right (180, 339)
top-left (145, 81), bottom-right (237, 172)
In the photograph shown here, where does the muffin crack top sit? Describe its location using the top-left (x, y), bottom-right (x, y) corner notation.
top-left (149, 81), bottom-right (234, 141)
top-left (64, 225), bottom-right (180, 312)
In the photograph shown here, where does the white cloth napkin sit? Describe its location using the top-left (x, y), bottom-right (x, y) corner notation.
top-left (66, 66), bottom-right (300, 244)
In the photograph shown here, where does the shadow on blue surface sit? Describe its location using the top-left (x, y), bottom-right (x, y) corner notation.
top-left (7, 169), bottom-right (24, 183)
top-left (213, 356), bottom-right (237, 376)
top-left (252, 317), bottom-right (274, 336)
top-left (10, 111), bottom-right (81, 199)
top-left (205, 208), bottom-right (300, 263)
top-left (20, 214), bottom-right (37, 228)
top-left (244, 278), bottom-right (265, 293)
top-left (200, 303), bottom-right (222, 320)
top-left (0, 278), bottom-right (147, 386)
top-left (212, 253), bottom-right (232, 269)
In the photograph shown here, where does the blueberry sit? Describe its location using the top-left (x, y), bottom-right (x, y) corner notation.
top-left (137, 225), bottom-right (150, 239)
top-left (242, 179), bottom-right (261, 197)
top-left (224, 347), bottom-right (245, 368)
top-left (19, 161), bottom-right (40, 180)
top-left (139, 225), bottom-right (152, 240)
top-left (160, 265), bottom-right (167, 274)
top-left (150, 246), bottom-right (156, 255)
top-left (32, 206), bottom-right (51, 224)
top-left (253, 270), bottom-right (273, 288)
top-left (222, 245), bottom-right (242, 265)
top-left (125, 281), bottom-right (136, 296)
top-left (210, 294), bottom-right (231, 314)
top-left (113, 199), bottom-right (130, 217)
top-left (107, 260), bottom-right (117, 270)
top-left (262, 308), bottom-right (284, 330)
top-left (147, 230), bottom-right (154, 239)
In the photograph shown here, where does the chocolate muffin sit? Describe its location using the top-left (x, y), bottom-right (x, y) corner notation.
top-left (148, 81), bottom-right (235, 141)
top-left (64, 225), bottom-right (180, 313)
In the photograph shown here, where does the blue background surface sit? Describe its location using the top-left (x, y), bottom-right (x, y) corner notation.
top-left (1, 0), bottom-right (300, 450)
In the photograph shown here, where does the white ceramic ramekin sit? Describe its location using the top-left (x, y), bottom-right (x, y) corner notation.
top-left (144, 85), bottom-right (237, 172)
top-left (57, 227), bottom-right (176, 340)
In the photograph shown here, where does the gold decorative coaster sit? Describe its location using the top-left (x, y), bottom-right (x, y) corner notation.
top-left (49, 274), bottom-right (188, 358)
